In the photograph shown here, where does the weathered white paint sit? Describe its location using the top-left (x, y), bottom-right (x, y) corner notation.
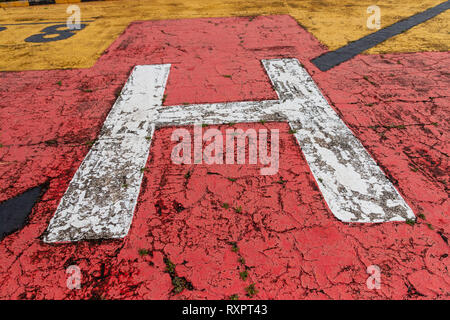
top-left (44, 58), bottom-right (415, 243)
top-left (262, 59), bottom-right (415, 223)
top-left (43, 65), bottom-right (170, 243)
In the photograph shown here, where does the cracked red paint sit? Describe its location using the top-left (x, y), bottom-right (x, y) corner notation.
top-left (0, 15), bottom-right (448, 299)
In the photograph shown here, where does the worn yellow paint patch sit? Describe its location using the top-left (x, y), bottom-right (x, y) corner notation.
top-left (369, 9), bottom-right (449, 54)
top-left (0, 0), bottom-right (448, 71)
top-left (0, 1), bottom-right (28, 8)
top-left (284, 0), bottom-right (449, 54)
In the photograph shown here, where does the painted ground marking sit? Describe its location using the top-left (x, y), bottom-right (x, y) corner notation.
top-left (0, 185), bottom-right (43, 241)
top-left (43, 58), bottom-right (415, 243)
top-left (312, 0), bottom-right (450, 71)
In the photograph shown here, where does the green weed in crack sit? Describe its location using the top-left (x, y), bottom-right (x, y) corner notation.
top-left (138, 249), bottom-right (150, 257)
top-left (163, 256), bottom-right (193, 294)
top-left (164, 257), bottom-right (176, 274)
top-left (245, 283), bottom-right (258, 298)
top-left (229, 242), bottom-right (239, 253)
top-left (239, 270), bottom-right (248, 281)
top-left (84, 140), bottom-right (96, 146)
top-left (417, 213), bottom-right (426, 220)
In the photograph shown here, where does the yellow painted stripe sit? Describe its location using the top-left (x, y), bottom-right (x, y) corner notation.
top-left (0, 1), bottom-right (29, 8)
top-left (0, 0), bottom-right (448, 71)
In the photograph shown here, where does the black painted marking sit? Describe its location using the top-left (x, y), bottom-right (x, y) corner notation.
top-left (24, 23), bottom-right (87, 43)
top-left (0, 27), bottom-right (6, 32)
top-left (311, 1), bottom-right (450, 71)
top-left (29, 0), bottom-right (56, 5)
top-left (0, 186), bottom-right (43, 241)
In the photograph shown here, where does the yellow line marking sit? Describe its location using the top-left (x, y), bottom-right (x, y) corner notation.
top-left (0, 1), bottom-right (28, 8)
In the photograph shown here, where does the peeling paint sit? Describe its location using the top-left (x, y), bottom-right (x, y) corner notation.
top-left (43, 65), bottom-right (170, 242)
top-left (0, 16), bottom-right (447, 299)
top-left (45, 58), bottom-right (415, 243)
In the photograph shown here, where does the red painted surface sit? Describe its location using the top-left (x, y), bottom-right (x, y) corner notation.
top-left (0, 15), bottom-right (448, 299)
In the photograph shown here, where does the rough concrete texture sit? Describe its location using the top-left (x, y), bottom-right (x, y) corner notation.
top-left (0, 0), bottom-right (449, 71)
top-left (0, 16), bottom-right (448, 299)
